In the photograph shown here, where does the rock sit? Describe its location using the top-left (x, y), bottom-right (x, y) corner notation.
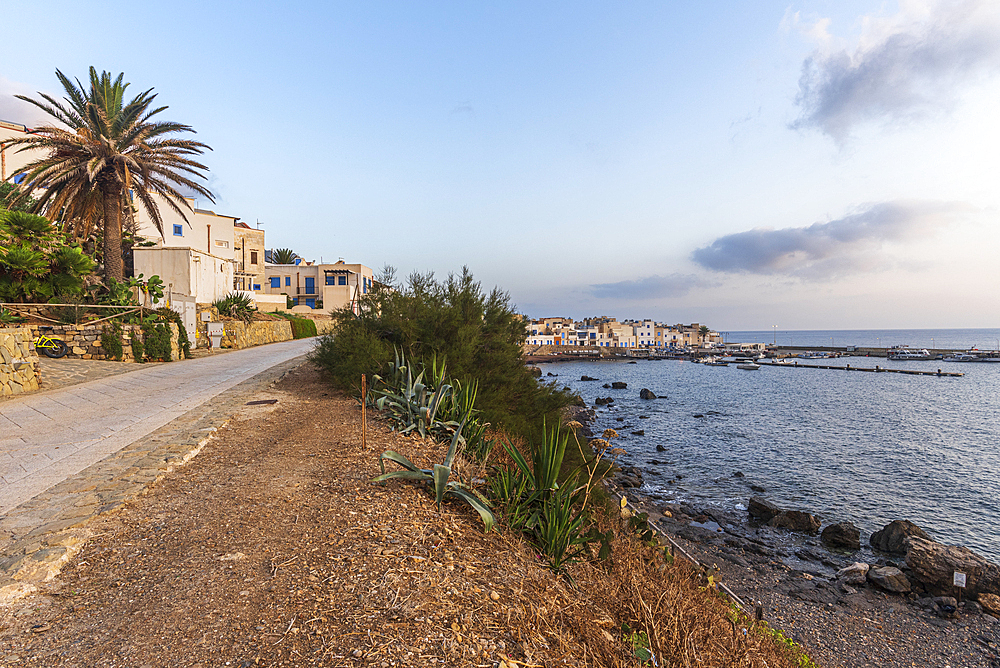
top-left (868, 566), bottom-right (910, 593)
top-left (594, 397), bottom-right (614, 406)
top-left (795, 548), bottom-right (826, 562)
top-left (837, 562), bottom-right (870, 586)
top-left (630, 430), bottom-right (644, 436)
top-left (527, 366), bottom-right (542, 377)
top-left (655, 444), bottom-right (667, 452)
top-left (822, 521), bottom-right (861, 551)
top-left (768, 510), bottom-right (821, 534)
top-left (870, 520), bottom-right (929, 556)
top-left (546, 372), bottom-right (557, 376)
top-left (611, 382), bottom-right (627, 389)
top-left (905, 536), bottom-right (1000, 597)
top-left (732, 471), bottom-right (744, 478)
top-left (932, 596), bottom-right (959, 618)
top-left (747, 496), bottom-right (781, 523)
top-left (979, 593), bottom-right (1000, 617)
top-left (639, 388), bottom-right (657, 400)
top-left (693, 414), bottom-right (705, 418)
top-left (749, 484), bottom-right (766, 493)
top-left (603, 384), bottom-right (611, 389)
top-left (581, 376), bottom-right (598, 381)
top-left (963, 600), bottom-right (982, 615)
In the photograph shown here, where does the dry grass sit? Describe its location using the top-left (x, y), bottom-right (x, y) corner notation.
top-left (0, 363), bottom-right (809, 667)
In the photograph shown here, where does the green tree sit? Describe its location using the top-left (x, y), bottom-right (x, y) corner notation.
top-left (6, 67), bottom-right (214, 281)
top-left (0, 209), bottom-right (94, 302)
top-left (271, 248), bottom-right (299, 264)
top-left (0, 182), bottom-right (37, 213)
top-left (310, 266), bottom-right (574, 440)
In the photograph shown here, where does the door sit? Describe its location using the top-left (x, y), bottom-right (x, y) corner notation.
top-left (306, 298), bottom-right (316, 309)
top-left (305, 277), bottom-right (315, 293)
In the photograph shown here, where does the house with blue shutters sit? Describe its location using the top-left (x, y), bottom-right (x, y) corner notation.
top-left (263, 260), bottom-right (374, 313)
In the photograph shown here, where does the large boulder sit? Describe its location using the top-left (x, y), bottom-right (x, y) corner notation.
top-left (867, 566), bottom-right (911, 593)
top-left (836, 562), bottom-right (870, 586)
top-left (747, 496), bottom-right (781, 523)
top-left (768, 510), bottom-right (821, 534)
top-left (821, 521), bottom-right (861, 551)
top-left (869, 520), bottom-right (929, 556)
top-left (581, 375), bottom-right (598, 381)
top-left (639, 388), bottom-right (657, 400)
top-left (904, 536), bottom-right (1000, 597)
top-left (979, 593), bottom-right (1000, 617)
top-left (527, 366), bottom-right (542, 377)
top-left (594, 397), bottom-right (614, 406)
top-left (611, 382), bottom-right (627, 389)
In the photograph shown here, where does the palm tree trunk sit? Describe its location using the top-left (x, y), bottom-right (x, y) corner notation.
top-left (102, 189), bottom-right (124, 281)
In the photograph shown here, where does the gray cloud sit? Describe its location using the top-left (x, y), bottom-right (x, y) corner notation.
top-left (691, 201), bottom-right (970, 279)
top-left (589, 273), bottom-right (708, 301)
top-left (792, 0), bottom-right (1000, 140)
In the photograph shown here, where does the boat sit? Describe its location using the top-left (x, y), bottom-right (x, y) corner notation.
top-left (887, 346), bottom-right (933, 361)
top-left (737, 363), bottom-right (760, 370)
top-left (703, 356), bottom-right (729, 366)
top-left (943, 351), bottom-right (980, 362)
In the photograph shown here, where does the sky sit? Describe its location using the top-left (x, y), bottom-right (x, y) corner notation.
top-left (2, 0), bottom-right (999, 330)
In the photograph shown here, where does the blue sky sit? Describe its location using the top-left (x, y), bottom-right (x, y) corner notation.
top-left (3, 0), bottom-right (998, 329)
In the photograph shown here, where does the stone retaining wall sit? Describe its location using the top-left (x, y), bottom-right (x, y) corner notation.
top-left (0, 327), bottom-right (40, 397)
top-left (20, 323), bottom-right (181, 362)
top-left (219, 320), bottom-right (293, 349)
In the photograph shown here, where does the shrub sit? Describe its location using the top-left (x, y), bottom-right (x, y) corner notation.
top-left (289, 318), bottom-right (317, 339)
top-left (130, 330), bottom-right (145, 362)
top-left (310, 266), bottom-right (574, 441)
top-left (152, 307), bottom-right (191, 358)
top-left (100, 322), bottom-right (124, 361)
top-left (142, 321), bottom-right (172, 361)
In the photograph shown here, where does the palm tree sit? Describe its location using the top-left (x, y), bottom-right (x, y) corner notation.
top-left (271, 248), bottom-right (299, 264)
top-left (7, 68), bottom-right (214, 281)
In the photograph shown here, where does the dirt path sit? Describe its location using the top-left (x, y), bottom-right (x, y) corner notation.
top-left (0, 364), bottom-right (804, 668)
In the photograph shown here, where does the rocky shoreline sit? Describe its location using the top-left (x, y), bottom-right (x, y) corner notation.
top-left (566, 394), bottom-right (1000, 668)
top-left (613, 479), bottom-right (1000, 667)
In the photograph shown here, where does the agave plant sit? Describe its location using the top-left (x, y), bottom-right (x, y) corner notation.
top-left (371, 348), bottom-right (474, 442)
top-left (372, 418), bottom-right (495, 531)
top-left (213, 291), bottom-right (257, 324)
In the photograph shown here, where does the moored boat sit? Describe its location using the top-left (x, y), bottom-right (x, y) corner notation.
top-left (737, 362), bottom-right (760, 370)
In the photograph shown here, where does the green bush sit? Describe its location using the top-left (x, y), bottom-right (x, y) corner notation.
top-left (142, 321), bottom-right (172, 361)
top-left (152, 307), bottom-right (191, 358)
top-left (289, 318), bottom-right (317, 339)
top-left (100, 322), bottom-right (124, 361)
top-left (213, 292), bottom-right (256, 324)
top-left (130, 330), bottom-right (145, 362)
top-left (309, 266), bottom-right (574, 441)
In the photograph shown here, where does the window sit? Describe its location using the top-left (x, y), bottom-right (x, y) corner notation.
top-left (285, 276), bottom-right (291, 286)
top-left (326, 275), bottom-right (335, 285)
top-left (215, 240), bottom-right (229, 248)
top-left (173, 224), bottom-right (183, 236)
top-left (250, 251), bottom-right (258, 265)
top-left (338, 276), bottom-right (346, 286)
top-left (253, 284), bottom-right (261, 291)
top-left (270, 277), bottom-right (280, 289)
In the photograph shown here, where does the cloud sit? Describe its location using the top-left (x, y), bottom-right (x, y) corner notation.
top-left (589, 273), bottom-right (708, 301)
top-left (691, 200), bottom-right (971, 279)
top-left (790, 0), bottom-right (1000, 140)
top-left (0, 76), bottom-right (55, 126)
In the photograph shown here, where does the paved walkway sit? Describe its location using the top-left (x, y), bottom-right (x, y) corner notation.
top-left (0, 339), bottom-right (314, 515)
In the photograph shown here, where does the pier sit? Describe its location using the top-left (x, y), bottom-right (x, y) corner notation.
top-left (759, 361), bottom-right (963, 377)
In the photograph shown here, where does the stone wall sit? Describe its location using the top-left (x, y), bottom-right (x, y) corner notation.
top-left (0, 327), bottom-right (40, 397)
top-left (219, 320), bottom-right (293, 349)
top-left (19, 323), bottom-right (181, 362)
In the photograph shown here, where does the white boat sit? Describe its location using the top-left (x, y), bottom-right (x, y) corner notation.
top-left (703, 357), bottom-right (729, 366)
top-left (737, 363), bottom-right (760, 370)
top-left (943, 351), bottom-right (980, 362)
top-left (887, 346), bottom-right (933, 360)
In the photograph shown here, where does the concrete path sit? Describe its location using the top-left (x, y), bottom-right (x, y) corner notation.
top-left (0, 339), bottom-right (314, 516)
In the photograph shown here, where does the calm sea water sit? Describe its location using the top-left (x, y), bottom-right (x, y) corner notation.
top-left (725, 327), bottom-right (1000, 351)
top-left (548, 336), bottom-right (1000, 562)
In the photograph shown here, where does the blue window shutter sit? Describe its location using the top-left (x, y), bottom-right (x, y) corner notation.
top-left (285, 277), bottom-right (290, 286)
top-left (253, 284), bottom-right (261, 291)
top-left (270, 277), bottom-right (280, 288)
top-left (173, 224), bottom-right (183, 236)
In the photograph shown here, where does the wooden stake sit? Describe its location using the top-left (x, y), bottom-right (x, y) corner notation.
top-left (361, 374), bottom-right (368, 450)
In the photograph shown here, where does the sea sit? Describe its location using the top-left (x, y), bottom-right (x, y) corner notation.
top-left (545, 328), bottom-right (1000, 563)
